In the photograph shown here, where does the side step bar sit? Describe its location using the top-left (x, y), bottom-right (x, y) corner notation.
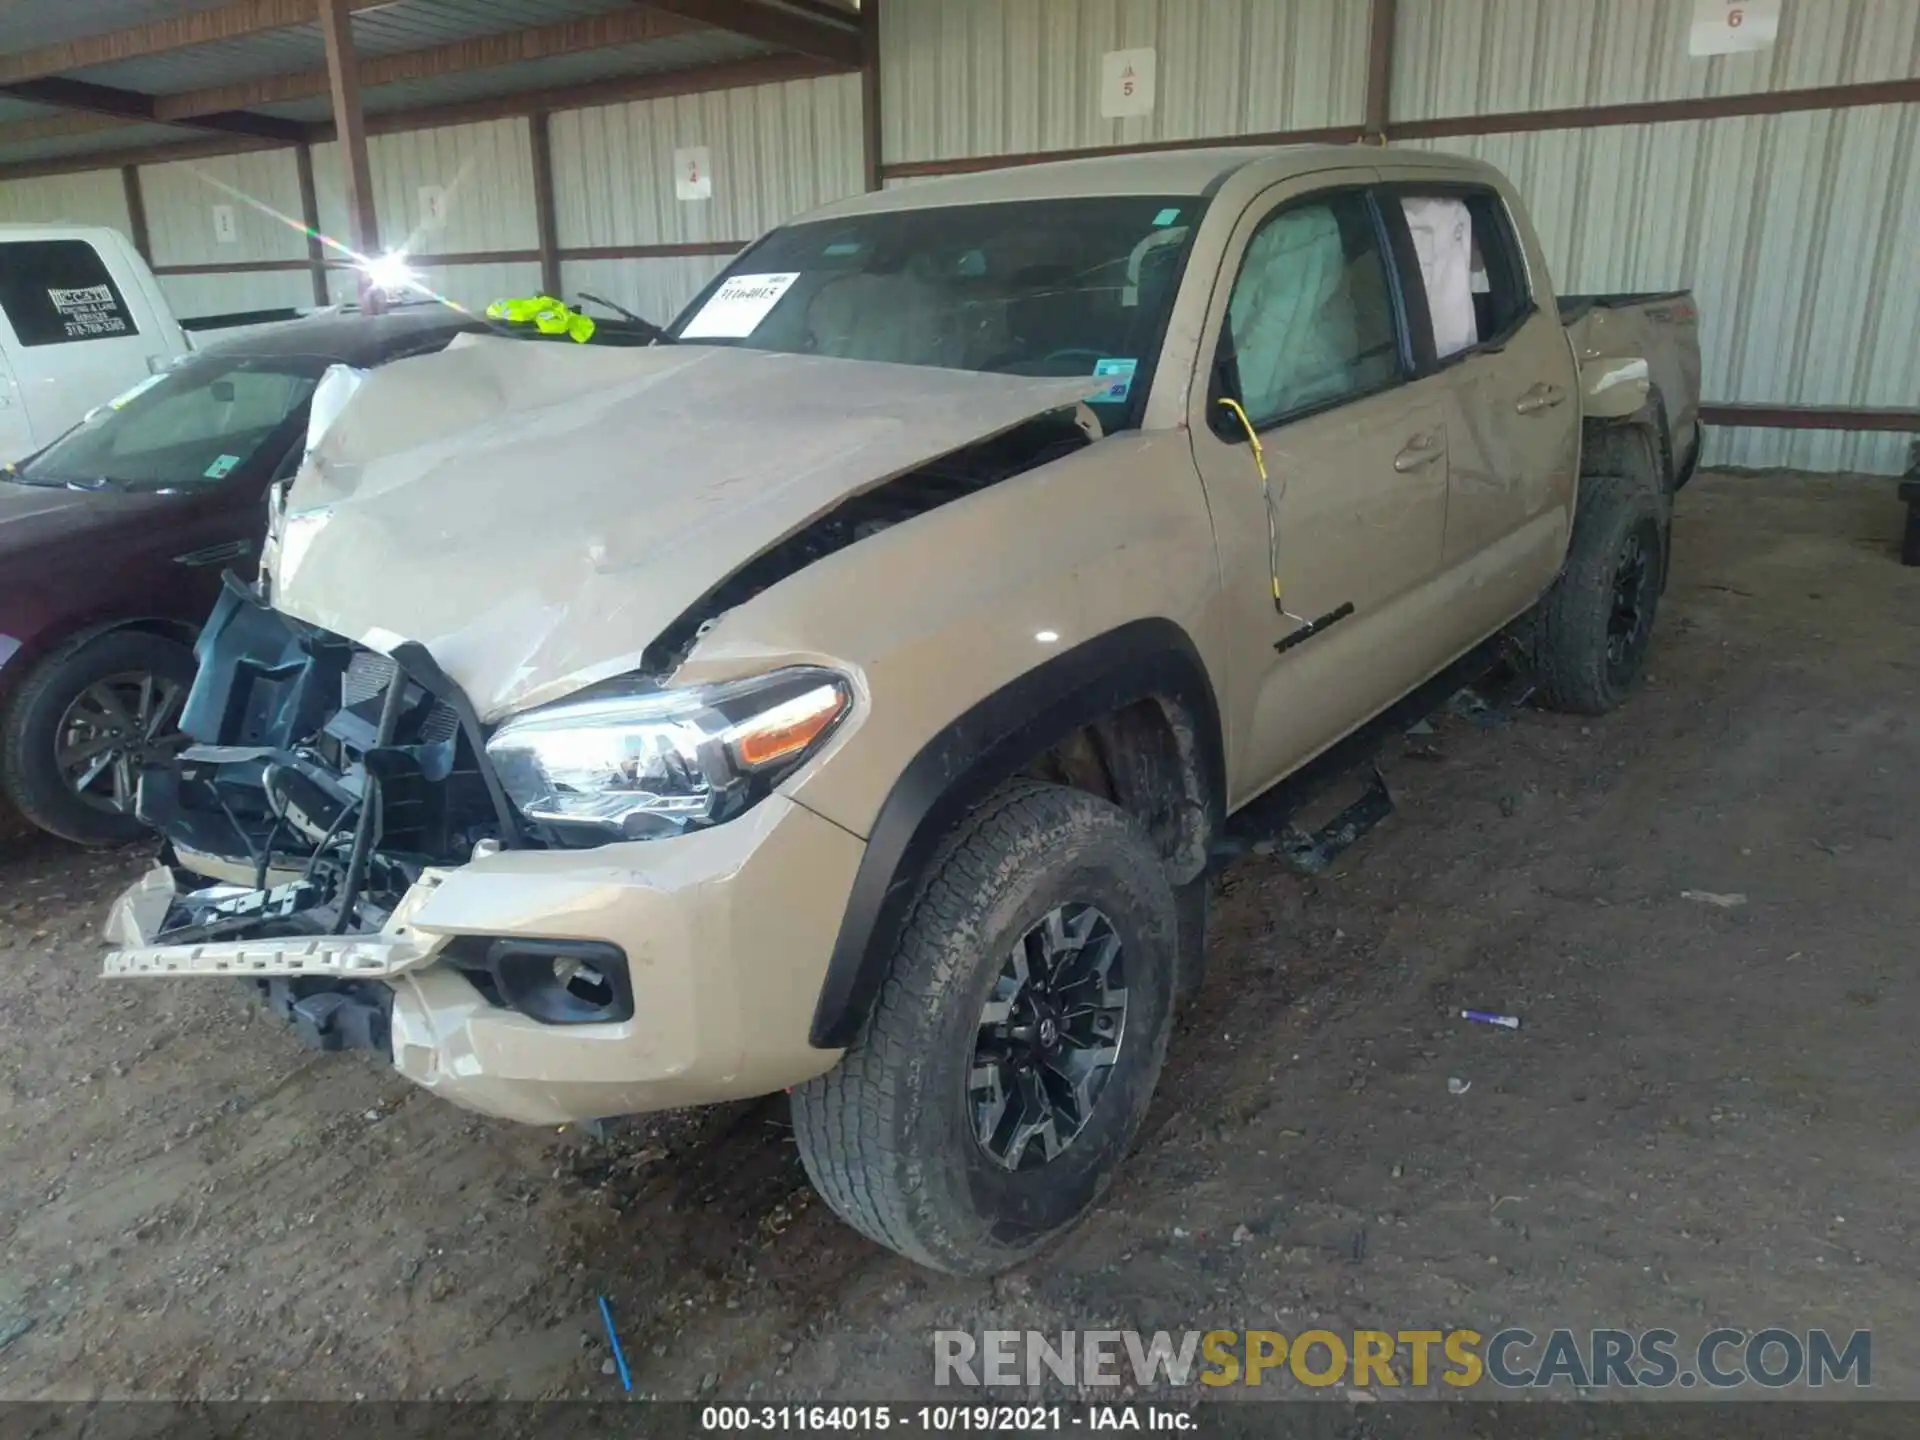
top-left (1215, 636), bottom-right (1519, 876)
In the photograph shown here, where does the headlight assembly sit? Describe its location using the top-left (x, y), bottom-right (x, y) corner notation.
top-left (484, 667), bottom-right (850, 842)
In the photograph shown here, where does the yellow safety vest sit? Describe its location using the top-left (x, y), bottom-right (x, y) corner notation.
top-left (484, 295), bottom-right (597, 343)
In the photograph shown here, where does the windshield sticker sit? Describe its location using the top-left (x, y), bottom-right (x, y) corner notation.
top-left (823, 241), bottom-right (861, 257)
top-left (680, 272), bottom-right (800, 339)
top-left (107, 374), bottom-right (166, 410)
top-left (1152, 206), bottom-right (1182, 226)
top-left (202, 453), bottom-right (242, 480)
top-left (1092, 357), bottom-right (1139, 403)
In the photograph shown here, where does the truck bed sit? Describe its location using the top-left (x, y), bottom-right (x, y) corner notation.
top-left (1561, 291), bottom-right (1703, 487)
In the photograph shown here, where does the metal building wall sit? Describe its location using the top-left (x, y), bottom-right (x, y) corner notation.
top-left (0, 169), bottom-right (130, 231)
top-left (552, 72), bottom-right (863, 322)
top-left (1393, 0), bottom-right (1920, 472)
top-left (881, 0), bottom-right (1370, 164)
top-left (1393, 0), bottom-right (1920, 114)
top-left (316, 118), bottom-right (544, 311)
top-left (138, 149), bottom-right (314, 320)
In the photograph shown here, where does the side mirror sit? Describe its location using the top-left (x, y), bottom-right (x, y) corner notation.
top-left (1207, 353), bottom-right (1245, 442)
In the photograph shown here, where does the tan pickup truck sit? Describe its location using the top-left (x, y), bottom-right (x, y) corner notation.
top-left (102, 145), bottom-right (1700, 1275)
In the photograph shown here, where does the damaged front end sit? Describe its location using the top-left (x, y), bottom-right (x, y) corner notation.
top-left (104, 575), bottom-right (524, 1052)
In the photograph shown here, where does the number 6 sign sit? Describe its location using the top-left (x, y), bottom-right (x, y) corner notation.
top-left (1688, 0), bottom-right (1779, 55)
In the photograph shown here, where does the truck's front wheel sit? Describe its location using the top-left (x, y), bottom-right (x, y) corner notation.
top-left (792, 780), bottom-right (1178, 1275)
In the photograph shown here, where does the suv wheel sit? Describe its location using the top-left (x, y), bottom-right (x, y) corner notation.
top-left (1, 630), bottom-right (195, 845)
top-left (1531, 442), bottom-right (1668, 716)
top-left (792, 780), bottom-right (1178, 1275)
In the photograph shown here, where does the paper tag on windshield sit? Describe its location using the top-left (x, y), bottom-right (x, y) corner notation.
top-left (680, 273), bottom-right (799, 339)
top-left (203, 453), bottom-right (241, 480)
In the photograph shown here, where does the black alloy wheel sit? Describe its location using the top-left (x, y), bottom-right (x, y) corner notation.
top-left (969, 902), bottom-right (1130, 1172)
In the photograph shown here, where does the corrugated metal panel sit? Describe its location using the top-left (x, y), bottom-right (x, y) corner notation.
top-left (1408, 100), bottom-right (1920, 475)
top-left (325, 260), bottom-right (544, 312)
top-left (314, 118), bottom-right (538, 255)
top-left (0, 98), bottom-right (60, 123)
top-left (1393, 0), bottom-right (1920, 120)
top-left (0, 122), bottom-right (182, 166)
top-left (551, 73), bottom-right (864, 247)
top-left (246, 29), bottom-right (773, 121)
top-left (560, 253), bottom-right (731, 326)
top-left (157, 268), bottom-right (313, 320)
top-left (140, 148), bottom-right (309, 265)
top-left (881, 0), bottom-right (1369, 165)
top-left (67, 0), bottom-right (640, 93)
top-left (0, 169), bottom-right (132, 230)
top-left (0, 0), bottom-right (215, 54)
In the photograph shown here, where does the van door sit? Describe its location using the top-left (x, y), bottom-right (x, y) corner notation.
top-left (1186, 172), bottom-right (1454, 806)
top-left (0, 235), bottom-right (167, 447)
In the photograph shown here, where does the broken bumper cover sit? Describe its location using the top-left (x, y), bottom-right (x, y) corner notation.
top-left (103, 867), bottom-right (440, 978)
top-left (102, 792), bottom-right (865, 1126)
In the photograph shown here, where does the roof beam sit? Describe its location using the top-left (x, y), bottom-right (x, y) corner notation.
top-left (0, 76), bottom-right (308, 142)
top-left (0, 0), bottom-right (395, 87)
top-left (149, 8), bottom-right (701, 120)
top-left (638, 0), bottom-right (862, 67)
top-left (0, 51), bottom-right (838, 179)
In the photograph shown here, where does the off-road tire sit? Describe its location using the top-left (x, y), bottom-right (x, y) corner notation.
top-left (792, 780), bottom-right (1179, 1275)
top-left (0, 629), bottom-right (195, 846)
top-left (1531, 432), bottom-right (1668, 715)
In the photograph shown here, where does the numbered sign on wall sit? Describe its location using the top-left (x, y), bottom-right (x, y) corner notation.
top-left (1689, 0), bottom-right (1780, 55)
top-left (211, 204), bottom-right (238, 245)
top-left (675, 146), bottom-right (713, 202)
top-left (418, 184), bottom-right (449, 232)
top-left (1100, 48), bottom-right (1156, 119)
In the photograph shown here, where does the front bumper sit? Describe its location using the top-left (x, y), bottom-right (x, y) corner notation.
top-left (103, 792), bottom-right (865, 1125)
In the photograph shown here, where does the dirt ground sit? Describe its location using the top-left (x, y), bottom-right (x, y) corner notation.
top-left (1, 468), bottom-right (1916, 1404)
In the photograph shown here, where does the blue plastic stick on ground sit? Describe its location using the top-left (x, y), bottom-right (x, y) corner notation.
top-left (599, 1294), bottom-right (633, 1392)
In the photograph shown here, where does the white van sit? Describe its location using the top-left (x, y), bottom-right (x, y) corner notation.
top-left (0, 224), bottom-right (189, 464)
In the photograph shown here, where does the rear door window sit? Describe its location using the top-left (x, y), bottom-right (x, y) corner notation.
top-left (1389, 187), bottom-right (1533, 361)
top-left (0, 239), bottom-right (140, 347)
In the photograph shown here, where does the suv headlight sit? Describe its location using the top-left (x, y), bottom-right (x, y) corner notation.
top-left (484, 667), bottom-right (850, 842)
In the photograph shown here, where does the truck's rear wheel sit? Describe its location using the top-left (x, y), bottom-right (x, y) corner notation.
top-left (792, 780), bottom-right (1178, 1275)
top-left (1531, 444), bottom-right (1668, 716)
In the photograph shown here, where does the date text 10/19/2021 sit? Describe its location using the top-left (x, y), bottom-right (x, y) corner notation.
top-left (702, 1407), bottom-right (1193, 1431)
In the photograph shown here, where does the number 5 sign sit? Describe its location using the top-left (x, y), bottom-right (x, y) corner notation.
top-left (1100, 47), bottom-right (1156, 118)
top-left (674, 145), bottom-right (713, 201)
top-left (1688, 0), bottom-right (1780, 55)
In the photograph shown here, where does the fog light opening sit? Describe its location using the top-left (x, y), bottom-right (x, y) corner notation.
top-left (554, 953), bottom-right (614, 1009)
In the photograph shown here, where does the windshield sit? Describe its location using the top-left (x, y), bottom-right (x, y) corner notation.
top-left (13, 352), bottom-right (326, 492)
top-left (668, 195), bottom-right (1206, 430)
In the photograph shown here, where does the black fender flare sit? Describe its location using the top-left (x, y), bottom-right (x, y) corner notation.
top-left (808, 617), bottom-right (1224, 1049)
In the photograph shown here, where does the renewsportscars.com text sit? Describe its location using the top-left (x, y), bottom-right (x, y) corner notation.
top-left (934, 1327), bottom-right (1870, 1391)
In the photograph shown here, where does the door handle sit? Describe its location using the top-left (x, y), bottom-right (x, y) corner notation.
top-left (1516, 383), bottom-right (1567, 415)
top-left (1393, 434), bottom-right (1444, 472)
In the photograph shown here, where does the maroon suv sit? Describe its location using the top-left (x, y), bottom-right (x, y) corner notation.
top-left (0, 307), bottom-right (487, 844)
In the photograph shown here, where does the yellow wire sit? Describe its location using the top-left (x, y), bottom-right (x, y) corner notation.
top-left (1215, 397), bottom-right (1266, 480)
top-left (1216, 398), bottom-right (1284, 608)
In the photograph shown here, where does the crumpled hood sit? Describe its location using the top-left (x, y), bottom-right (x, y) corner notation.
top-left (273, 335), bottom-right (1098, 721)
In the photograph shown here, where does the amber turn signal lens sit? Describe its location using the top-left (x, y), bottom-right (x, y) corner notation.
top-left (725, 685), bottom-right (848, 770)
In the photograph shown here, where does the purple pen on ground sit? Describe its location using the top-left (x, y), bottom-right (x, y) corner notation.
top-left (1462, 1009), bottom-right (1521, 1030)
